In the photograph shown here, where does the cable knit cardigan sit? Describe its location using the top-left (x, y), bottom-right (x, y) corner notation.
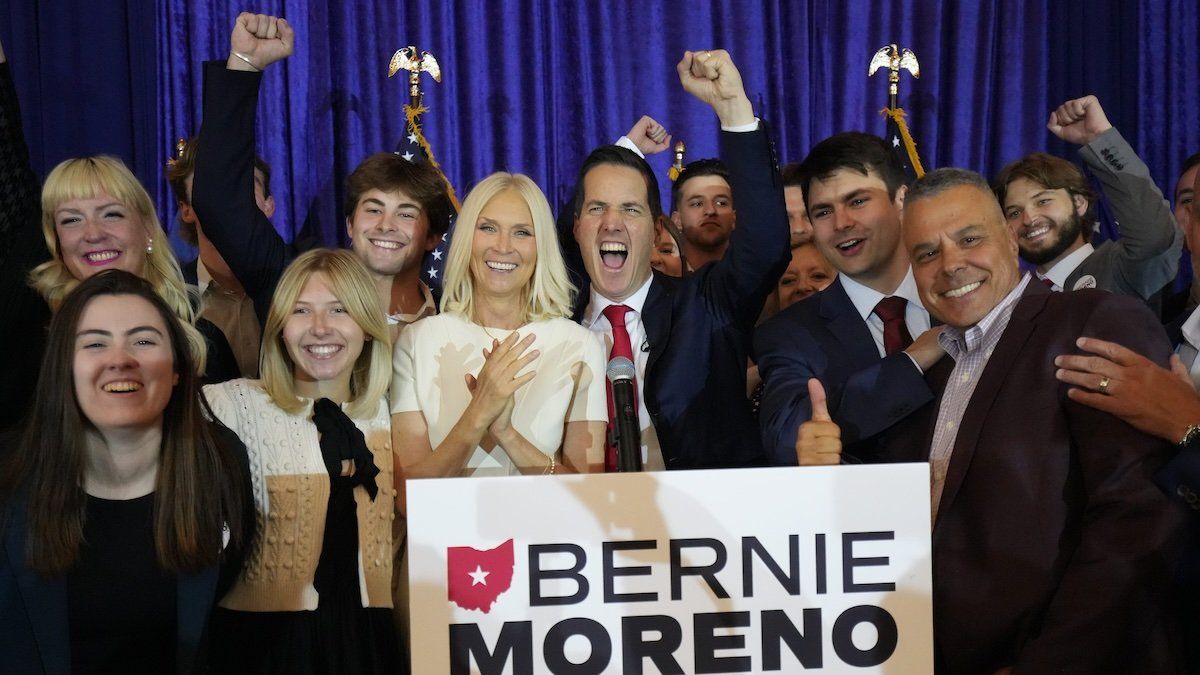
top-left (204, 378), bottom-right (395, 612)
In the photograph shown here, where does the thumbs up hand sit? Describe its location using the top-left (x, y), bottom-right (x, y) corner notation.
top-left (796, 378), bottom-right (843, 465)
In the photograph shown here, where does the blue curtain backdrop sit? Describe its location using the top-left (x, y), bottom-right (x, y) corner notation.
top-left (2, 0), bottom-right (1198, 252)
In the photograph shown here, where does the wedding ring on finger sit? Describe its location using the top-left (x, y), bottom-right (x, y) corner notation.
top-left (1098, 375), bottom-right (1111, 394)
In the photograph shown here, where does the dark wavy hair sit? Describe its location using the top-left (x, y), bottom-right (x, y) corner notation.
top-left (344, 152), bottom-right (454, 238)
top-left (2, 270), bottom-right (248, 576)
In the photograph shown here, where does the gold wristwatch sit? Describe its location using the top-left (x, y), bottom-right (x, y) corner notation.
top-left (1180, 423), bottom-right (1200, 448)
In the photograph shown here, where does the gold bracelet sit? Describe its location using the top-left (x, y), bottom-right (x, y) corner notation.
top-left (544, 453), bottom-right (556, 475)
top-left (230, 51), bottom-right (261, 72)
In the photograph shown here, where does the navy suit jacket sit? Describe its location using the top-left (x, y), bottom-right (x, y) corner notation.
top-left (0, 494), bottom-right (222, 674)
top-left (0, 428), bottom-right (253, 674)
top-left (754, 276), bottom-right (932, 465)
top-left (574, 126), bottom-right (790, 469)
top-left (193, 61), bottom-right (302, 328)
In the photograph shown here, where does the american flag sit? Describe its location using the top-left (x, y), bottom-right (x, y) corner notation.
top-left (395, 104), bottom-right (458, 298)
top-left (883, 107), bottom-right (926, 183)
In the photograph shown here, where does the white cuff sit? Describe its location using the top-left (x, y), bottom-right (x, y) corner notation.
top-left (721, 118), bottom-right (760, 133)
top-left (615, 136), bottom-right (645, 158)
top-left (904, 352), bottom-right (923, 375)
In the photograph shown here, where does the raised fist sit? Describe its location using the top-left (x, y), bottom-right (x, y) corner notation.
top-left (227, 12), bottom-right (294, 72)
top-left (676, 49), bottom-right (754, 128)
top-left (1046, 95), bottom-right (1113, 146)
top-left (625, 115), bottom-right (671, 156)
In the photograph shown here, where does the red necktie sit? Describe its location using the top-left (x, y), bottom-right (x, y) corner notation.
top-left (873, 296), bottom-right (913, 355)
top-left (1039, 276), bottom-right (1056, 290)
top-left (603, 304), bottom-right (635, 472)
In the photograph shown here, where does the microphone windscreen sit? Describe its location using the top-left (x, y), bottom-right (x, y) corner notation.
top-left (606, 356), bottom-right (636, 383)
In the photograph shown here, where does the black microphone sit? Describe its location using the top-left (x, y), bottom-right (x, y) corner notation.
top-left (606, 356), bottom-right (642, 472)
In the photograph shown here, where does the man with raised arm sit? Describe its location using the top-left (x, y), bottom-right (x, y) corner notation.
top-left (192, 13), bottom-right (453, 338)
top-left (993, 95), bottom-right (1181, 301)
top-left (571, 49), bottom-right (789, 470)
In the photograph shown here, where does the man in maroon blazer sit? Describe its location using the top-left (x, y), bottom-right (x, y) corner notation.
top-left (801, 167), bottom-right (1186, 673)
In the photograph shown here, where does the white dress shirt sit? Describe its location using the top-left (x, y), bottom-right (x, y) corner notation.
top-left (582, 276), bottom-right (665, 471)
top-left (1037, 243), bottom-right (1096, 291)
top-left (839, 268), bottom-right (932, 360)
top-left (1178, 305), bottom-right (1200, 388)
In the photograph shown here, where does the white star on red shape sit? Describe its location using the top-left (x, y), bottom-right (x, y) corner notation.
top-left (468, 565), bottom-right (490, 586)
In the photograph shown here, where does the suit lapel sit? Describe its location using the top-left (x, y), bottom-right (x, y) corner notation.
top-left (642, 274), bottom-right (673, 377)
top-left (820, 279), bottom-right (879, 367)
top-left (5, 499), bottom-right (70, 674)
top-left (175, 566), bottom-right (219, 675)
top-left (934, 288), bottom-right (1048, 529)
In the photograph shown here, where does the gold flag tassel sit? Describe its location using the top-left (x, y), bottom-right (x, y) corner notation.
top-left (403, 103), bottom-right (461, 210)
top-left (882, 107), bottom-right (926, 178)
top-left (667, 140), bottom-right (686, 183)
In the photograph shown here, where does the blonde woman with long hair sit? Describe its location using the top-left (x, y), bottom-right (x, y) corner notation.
top-left (391, 172), bottom-right (607, 484)
top-left (202, 248), bottom-right (399, 671)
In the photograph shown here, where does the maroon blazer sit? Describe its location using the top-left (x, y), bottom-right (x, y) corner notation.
top-left (882, 283), bottom-right (1186, 673)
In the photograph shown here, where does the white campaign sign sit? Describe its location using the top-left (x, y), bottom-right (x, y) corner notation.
top-left (408, 464), bottom-right (932, 674)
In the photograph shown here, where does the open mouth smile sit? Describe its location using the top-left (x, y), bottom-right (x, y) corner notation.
top-left (304, 344), bottom-right (344, 359)
top-left (834, 239), bottom-right (865, 255)
top-left (369, 239), bottom-right (405, 250)
top-left (942, 281), bottom-right (982, 299)
top-left (599, 242), bottom-right (628, 270)
top-left (84, 250), bottom-right (121, 265)
top-left (1022, 224), bottom-right (1050, 242)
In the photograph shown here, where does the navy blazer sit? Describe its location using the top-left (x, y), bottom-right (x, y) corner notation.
top-left (754, 276), bottom-right (932, 465)
top-left (574, 126), bottom-right (789, 469)
top-left (0, 428), bottom-right (254, 674)
top-left (193, 61), bottom-right (302, 328)
top-left (0, 494), bottom-right (221, 674)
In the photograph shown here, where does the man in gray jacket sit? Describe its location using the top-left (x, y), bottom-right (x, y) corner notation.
top-left (993, 95), bottom-right (1180, 302)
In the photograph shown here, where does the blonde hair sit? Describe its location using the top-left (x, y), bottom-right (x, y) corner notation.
top-left (31, 155), bottom-right (207, 373)
top-left (441, 172), bottom-right (575, 323)
top-left (259, 249), bottom-right (391, 419)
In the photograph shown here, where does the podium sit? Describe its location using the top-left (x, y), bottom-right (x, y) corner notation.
top-left (408, 464), bottom-right (933, 674)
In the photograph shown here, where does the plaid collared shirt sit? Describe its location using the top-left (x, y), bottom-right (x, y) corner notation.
top-left (928, 275), bottom-right (1030, 524)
